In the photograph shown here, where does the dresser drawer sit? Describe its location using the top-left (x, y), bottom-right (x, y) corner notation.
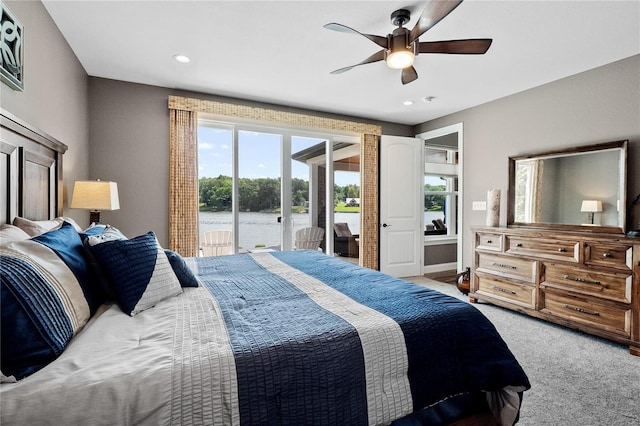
top-left (541, 289), bottom-right (631, 338)
top-left (584, 243), bottom-right (632, 271)
top-left (542, 262), bottom-right (632, 303)
top-left (476, 274), bottom-right (536, 309)
top-left (476, 253), bottom-right (538, 283)
top-left (506, 236), bottom-right (579, 263)
top-left (476, 232), bottom-right (504, 252)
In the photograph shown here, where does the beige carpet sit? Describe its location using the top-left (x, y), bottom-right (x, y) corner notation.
top-left (404, 275), bottom-right (640, 426)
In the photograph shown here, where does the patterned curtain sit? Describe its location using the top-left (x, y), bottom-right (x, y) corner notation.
top-left (360, 133), bottom-right (379, 269)
top-left (169, 109), bottom-right (198, 257)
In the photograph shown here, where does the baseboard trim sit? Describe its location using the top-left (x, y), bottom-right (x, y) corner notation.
top-left (423, 262), bottom-right (458, 274)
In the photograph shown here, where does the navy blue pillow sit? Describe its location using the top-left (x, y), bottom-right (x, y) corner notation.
top-left (78, 224), bottom-right (121, 302)
top-left (1, 260), bottom-right (74, 380)
top-left (1, 230), bottom-right (93, 380)
top-left (33, 221), bottom-right (103, 313)
top-left (89, 232), bottom-right (182, 315)
top-left (165, 249), bottom-right (199, 287)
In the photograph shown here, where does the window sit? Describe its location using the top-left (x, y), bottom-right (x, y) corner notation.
top-left (197, 119), bottom-right (359, 254)
top-left (424, 145), bottom-right (458, 237)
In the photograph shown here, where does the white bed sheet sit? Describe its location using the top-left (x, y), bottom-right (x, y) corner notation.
top-left (0, 285), bottom-right (238, 426)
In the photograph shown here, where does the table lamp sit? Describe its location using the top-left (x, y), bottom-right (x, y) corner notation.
top-left (71, 180), bottom-right (120, 224)
top-left (580, 199), bottom-right (602, 225)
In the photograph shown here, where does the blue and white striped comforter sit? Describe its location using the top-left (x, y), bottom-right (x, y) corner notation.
top-left (178, 251), bottom-right (529, 425)
top-left (0, 250), bottom-right (529, 426)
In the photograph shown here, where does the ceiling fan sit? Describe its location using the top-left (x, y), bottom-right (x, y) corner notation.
top-left (324, 0), bottom-right (492, 85)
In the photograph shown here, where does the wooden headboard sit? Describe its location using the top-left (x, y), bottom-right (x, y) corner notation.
top-left (1, 109), bottom-right (67, 226)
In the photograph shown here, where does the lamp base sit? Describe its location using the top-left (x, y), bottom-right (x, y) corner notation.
top-left (89, 210), bottom-right (101, 224)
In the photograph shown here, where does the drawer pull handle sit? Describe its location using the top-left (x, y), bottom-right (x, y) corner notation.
top-left (602, 253), bottom-right (612, 258)
top-left (563, 304), bottom-right (600, 316)
top-left (558, 248), bottom-right (566, 253)
top-left (492, 262), bottom-right (517, 270)
top-left (486, 240), bottom-right (492, 244)
top-left (515, 243), bottom-right (523, 247)
top-left (492, 286), bottom-right (516, 295)
top-left (562, 275), bottom-right (601, 286)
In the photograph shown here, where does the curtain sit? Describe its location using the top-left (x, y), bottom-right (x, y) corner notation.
top-left (169, 109), bottom-right (198, 257)
top-left (167, 95), bottom-right (382, 269)
top-left (531, 159), bottom-right (544, 222)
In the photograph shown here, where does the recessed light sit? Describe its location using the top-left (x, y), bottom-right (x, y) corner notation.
top-left (403, 100), bottom-right (414, 106)
top-left (423, 96), bottom-right (436, 103)
top-left (173, 54), bottom-right (191, 63)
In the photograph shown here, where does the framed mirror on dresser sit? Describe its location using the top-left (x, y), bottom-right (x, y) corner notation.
top-left (470, 140), bottom-right (640, 356)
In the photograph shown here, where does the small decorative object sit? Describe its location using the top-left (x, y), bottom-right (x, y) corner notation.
top-left (1, 2), bottom-right (24, 91)
top-left (456, 267), bottom-right (471, 295)
top-left (628, 193), bottom-right (640, 237)
top-left (486, 189), bottom-right (500, 227)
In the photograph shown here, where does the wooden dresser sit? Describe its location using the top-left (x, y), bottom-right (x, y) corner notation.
top-left (471, 227), bottom-right (640, 356)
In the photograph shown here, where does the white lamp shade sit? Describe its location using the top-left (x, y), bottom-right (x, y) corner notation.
top-left (71, 180), bottom-right (120, 210)
top-left (580, 200), bottom-right (602, 213)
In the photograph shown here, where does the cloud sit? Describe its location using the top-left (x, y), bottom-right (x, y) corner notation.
top-left (199, 142), bottom-right (214, 150)
top-left (258, 163), bottom-right (265, 168)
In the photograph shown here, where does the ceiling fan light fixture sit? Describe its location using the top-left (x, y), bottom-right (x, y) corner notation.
top-left (386, 50), bottom-right (414, 69)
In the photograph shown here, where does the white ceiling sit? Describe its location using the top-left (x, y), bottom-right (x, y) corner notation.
top-left (42, 0), bottom-right (640, 126)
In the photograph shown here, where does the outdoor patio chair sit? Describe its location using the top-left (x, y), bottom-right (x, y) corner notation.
top-left (200, 230), bottom-right (233, 256)
top-left (294, 227), bottom-right (325, 251)
top-left (333, 222), bottom-right (359, 258)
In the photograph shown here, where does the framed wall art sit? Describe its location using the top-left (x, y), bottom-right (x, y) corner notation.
top-left (1, 2), bottom-right (24, 91)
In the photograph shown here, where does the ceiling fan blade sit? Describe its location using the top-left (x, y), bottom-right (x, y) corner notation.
top-left (401, 66), bottom-right (418, 85)
top-left (418, 39), bottom-right (493, 54)
top-left (409, 0), bottom-right (463, 44)
top-left (330, 50), bottom-right (385, 75)
top-left (324, 23), bottom-right (388, 49)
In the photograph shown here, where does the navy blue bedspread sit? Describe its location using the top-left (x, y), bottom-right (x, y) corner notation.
top-left (195, 250), bottom-right (530, 425)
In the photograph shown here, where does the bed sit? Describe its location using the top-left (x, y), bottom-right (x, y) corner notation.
top-left (0, 110), bottom-right (530, 425)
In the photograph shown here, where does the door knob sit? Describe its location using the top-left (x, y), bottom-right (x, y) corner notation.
top-left (382, 223), bottom-right (391, 228)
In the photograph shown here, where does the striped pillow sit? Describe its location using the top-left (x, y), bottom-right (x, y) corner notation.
top-left (88, 232), bottom-right (182, 316)
top-left (1, 234), bottom-right (92, 381)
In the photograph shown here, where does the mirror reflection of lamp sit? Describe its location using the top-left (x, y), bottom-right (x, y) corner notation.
top-left (580, 200), bottom-right (602, 225)
top-left (71, 180), bottom-right (120, 224)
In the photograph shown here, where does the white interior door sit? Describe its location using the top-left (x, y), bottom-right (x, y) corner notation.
top-left (380, 135), bottom-right (423, 277)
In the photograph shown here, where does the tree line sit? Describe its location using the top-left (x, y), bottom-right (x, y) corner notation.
top-left (199, 175), bottom-right (361, 212)
top-left (199, 175), bottom-right (444, 212)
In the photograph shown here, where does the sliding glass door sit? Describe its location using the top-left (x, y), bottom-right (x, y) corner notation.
top-left (237, 130), bottom-right (282, 251)
top-left (198, 119), bottom-right (359, 255)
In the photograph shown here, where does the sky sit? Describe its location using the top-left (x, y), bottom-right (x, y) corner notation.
top-left (197, 126), bottom-right (359, 186)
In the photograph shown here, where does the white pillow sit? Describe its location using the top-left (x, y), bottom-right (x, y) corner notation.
top-left (12, 217), bottom-right (62, 237)
top-left (86, 225), bottom-right (128, 246)
top-left (12, 216), bottom-right (84, 237)
top-left (0, 224), bottom-right (31, 245)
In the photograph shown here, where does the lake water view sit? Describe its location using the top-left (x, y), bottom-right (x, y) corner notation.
top-left (199, 211), bottom-right (360, 250)
top-left (199, 210), bottom-right (445, 250)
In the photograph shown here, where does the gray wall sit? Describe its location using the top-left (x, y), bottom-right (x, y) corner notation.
top-left (414, 55), bottom-right (640, 269)
top-left (0, 0), bottom-right (89, 226)
top-left (88, 78), bottom-right (414, 245)
top-left (424, 243), bottom-right (457, 267)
